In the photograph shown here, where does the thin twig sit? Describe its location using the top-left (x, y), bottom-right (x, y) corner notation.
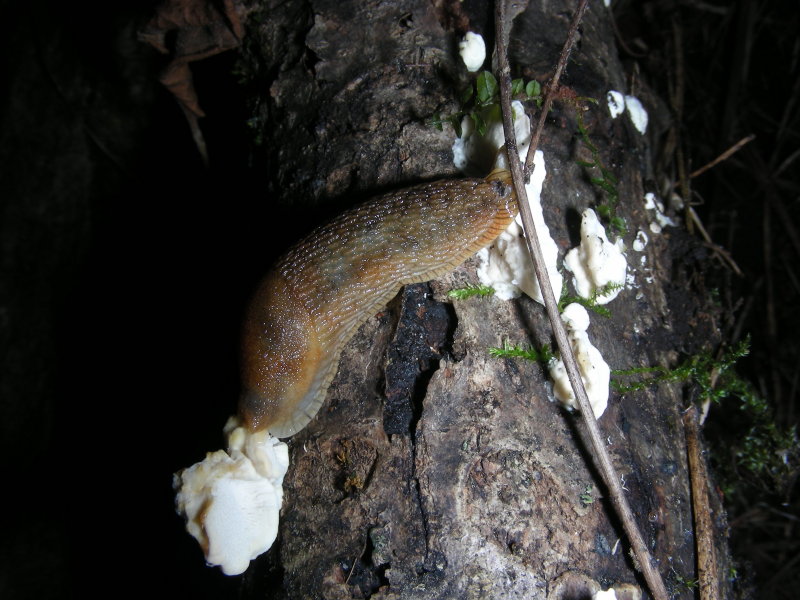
top-left (686, 206), bottom-right (744, 276)
top-left (522, 0), bottom-right (589, 180)
top-left (683, 405), bottom-right (721, 600)
top-left (689, 134), bottom-right (756, 179)
top-left (494, 2), bottom-right (669, 599)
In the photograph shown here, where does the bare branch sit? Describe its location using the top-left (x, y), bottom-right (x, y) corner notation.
top-left (684, 405), bottom-right (721, 600)
top-left (689, 134), bottom-right (756, 179)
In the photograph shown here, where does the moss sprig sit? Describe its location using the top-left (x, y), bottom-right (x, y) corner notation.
top-left (611, 337), bottom-right (750, 398)
top-left (488, 342), bottom-right (554, 364)
top-left (558, 281), bottom-right (623, 318)
top-left (447, 284), bottom-right (495, 300)
top-left (611, 338), bottom-right (800, 497)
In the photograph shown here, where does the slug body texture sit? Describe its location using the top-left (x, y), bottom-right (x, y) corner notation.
top-left (241, 171), bottom-right (516, 438)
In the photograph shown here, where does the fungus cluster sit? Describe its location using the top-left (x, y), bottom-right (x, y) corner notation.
top-left (174, 418), bottom-right (289, 575)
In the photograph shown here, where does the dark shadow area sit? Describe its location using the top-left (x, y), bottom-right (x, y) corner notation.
top-left (614, 1), bottom-right (800, 597)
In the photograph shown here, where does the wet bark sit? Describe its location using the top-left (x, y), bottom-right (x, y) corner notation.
top-left (235, 1), bottom-right (733, 599)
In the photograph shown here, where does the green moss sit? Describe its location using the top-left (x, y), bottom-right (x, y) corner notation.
top-left (488, 342), bottom-right (554, 364)
top-left (447, 284), bottom-right (495, 300)
top-left (557, 279), bottom-right (622, 318)
top-left (612, 338), bottom-right (800, 499)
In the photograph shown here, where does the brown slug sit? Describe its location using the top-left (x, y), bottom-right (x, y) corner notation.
top-left (240, 169), bottom-right (517, 438)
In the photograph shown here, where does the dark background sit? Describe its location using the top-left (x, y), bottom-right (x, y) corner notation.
top-left (0, 1), bottom-right (270, 596)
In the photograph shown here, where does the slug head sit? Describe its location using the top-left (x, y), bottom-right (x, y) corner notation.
top-left (239, 271), bottom-right (323, 436)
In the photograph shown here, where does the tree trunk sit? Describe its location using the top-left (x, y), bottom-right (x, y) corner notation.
top-left (234, 1), bottom-right (733, 598)
top-left (0, 0), bottom-right (735, 598)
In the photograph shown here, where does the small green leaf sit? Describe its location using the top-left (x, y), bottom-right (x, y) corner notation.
top-left (486, 103), bottom-right (502, 125)
top-left (579, 485), bottom-right (594, 505)
top-left (591, 178), bottom-right (617, 196)
top-left (471, 111), bottom-right (487, 136)
top-left (449, 115), bottom-right (463, 138)
top-left (525, 79), bottom-right (541, 98)
top-left (581, 138), bottom-right (598, 153)
top-left (460, 85), bottom-right (474, 104)
top-left (599, 167), bottom-right (618, 185)
top-left (511, 78), bottom-right (524, 96)
top-left (476, 71), bottom-right (498, 104)
top-left (611, 216), bottom-right (627, 234)
top-left (431, 112), bottom-right (443, 131)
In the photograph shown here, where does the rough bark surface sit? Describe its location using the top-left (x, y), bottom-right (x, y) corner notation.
top-left (0, 0), bottom-right (733, 598)
top-left (234, 1), bottom-right (732, 599)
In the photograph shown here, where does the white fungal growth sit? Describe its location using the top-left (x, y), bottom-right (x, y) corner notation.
top-left (452, 100), bottom-right (529, 173)
top-left (174, 417), bottom-right (289, 576)
top-left (477, 150), bottom-right (562, 302)
top-left (624, 95), bottom-right (648, 134)
top-left (607, 90), bottom-right (625, 119)
top-left (451, 100), bottom-right (617, 420)
top-left (459, 31), bottom-right (486, 72)
top-left (593, 589), bottom-right (618, 600)
top-left (643, 192), bottom-right (676, 230)
top-left (451, 100), bottom-right (561, 302)
top-left (549, 303), bottom-right (610, 419)
top-left (606, 91), bottom-right (648, 134)
top-left (633, 230), bottom-right (648, 252)
top-left (564, 208), bottom-right (627, 304)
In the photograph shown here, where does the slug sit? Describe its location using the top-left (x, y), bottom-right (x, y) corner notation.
top-left (240, 168), bottom-right (517, 438)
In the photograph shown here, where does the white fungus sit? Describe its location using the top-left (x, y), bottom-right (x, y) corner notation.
top-left (593, 589), bottom-right (618, 600)
top-left (643, 192), bottom-right (676, 230)
top-left (549, 303), bottom-right (610, 419)
top-left (633, 229), bottom-right (648, 252)
top-left (624, 95), bottom-right (648, 134)
top-left (606, 91), bottom-right (648, 134)
top-left (477, 150), bottom-right (562, 303)
top-left (606, 90), bottom-right (625, 119)
top-left (174, 417), bottom-right (289, 575)
top-left (452, 100), bottom-right (529, 174)
top-left (459, 31), bottom-right (486, 72)
top-left (643, 192), bottom-right (660, 211)
top-left (451, 96), bottom-right (616, 421)
top-left (451, 100), bottom-right (561, 303)
top-left (563, 208), bottom-right (627, 304)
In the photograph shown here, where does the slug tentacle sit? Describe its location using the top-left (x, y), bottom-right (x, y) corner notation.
top-left (240, 171), bottom-right (517, 438)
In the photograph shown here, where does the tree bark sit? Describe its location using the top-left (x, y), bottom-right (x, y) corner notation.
top-left (0, 0), bottom-right (735, 598)
top-left (234, 1), bottom-right (733, 598)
